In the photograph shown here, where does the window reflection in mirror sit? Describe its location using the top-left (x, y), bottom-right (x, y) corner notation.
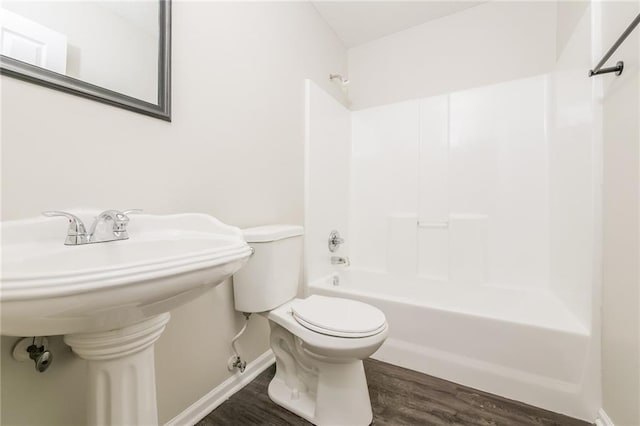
top-left (0, 1), bottom-right (160, 104)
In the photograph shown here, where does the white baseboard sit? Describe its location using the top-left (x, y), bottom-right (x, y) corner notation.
top-left (595, 408), bottom-right (614, 426)
top-left (165, 350), bottom-right (275, 426)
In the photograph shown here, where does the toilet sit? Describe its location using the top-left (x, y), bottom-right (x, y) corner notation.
top-left (233, 225), bottom-right (388, 426)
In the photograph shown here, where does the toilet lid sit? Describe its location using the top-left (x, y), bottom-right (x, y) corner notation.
top-left (291, 295), bottom-right (387, 338)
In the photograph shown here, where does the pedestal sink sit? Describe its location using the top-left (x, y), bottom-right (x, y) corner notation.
top-left (1, 211), bottom-right (252, 425)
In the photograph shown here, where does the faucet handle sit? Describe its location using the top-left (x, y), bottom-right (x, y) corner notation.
top-left (328, 230), bottom-right (345, 252)
top-left (119, 210), bottom-right (143, 232)
top-left (42, 211), bottom-right (88, 245)
top-left (113, 209), bottom-right (142, 233)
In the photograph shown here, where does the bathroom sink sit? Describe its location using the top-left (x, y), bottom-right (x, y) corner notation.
top-left (1, 211), bottom-right (252, 336)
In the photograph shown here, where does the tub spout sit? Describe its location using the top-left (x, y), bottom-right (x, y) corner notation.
top-left (330, 256), bottom-right (350, 266)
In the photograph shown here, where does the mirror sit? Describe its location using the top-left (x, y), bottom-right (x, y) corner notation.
top-left (0, 0), bottom-right (171, 121)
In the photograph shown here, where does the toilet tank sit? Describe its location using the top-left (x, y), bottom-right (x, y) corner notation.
top-left (233, 225), bottom-right (304, 313)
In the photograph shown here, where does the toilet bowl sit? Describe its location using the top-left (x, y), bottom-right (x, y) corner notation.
top-left (232, 225), bottom-right (388, 425)
top-left (268, 296), bottom-right (388, 360)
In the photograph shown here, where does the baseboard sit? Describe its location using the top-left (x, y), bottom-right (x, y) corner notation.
top-left (595, 409), bottom-right (615, 426)
top-left (165, 350), bottom-right (275, 426)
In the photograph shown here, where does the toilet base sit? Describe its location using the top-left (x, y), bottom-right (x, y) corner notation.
top-left (269, 359), bottom-right (373, 426)
top-left (268, 323), bottom-right (374, 425)
top-left (268, 377), bottom-right (316, 421)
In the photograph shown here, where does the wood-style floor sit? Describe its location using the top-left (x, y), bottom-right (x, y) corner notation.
top-left (197, 359), bottom-right (591, 426)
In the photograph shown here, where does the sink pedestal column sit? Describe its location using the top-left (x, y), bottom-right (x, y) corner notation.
top-left (64, 313), bottom-right (171, 426)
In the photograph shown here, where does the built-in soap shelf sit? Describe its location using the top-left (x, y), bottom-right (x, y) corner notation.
top-left (386, 213), bottom-right (488, 285)
top-left (417, 221), bottom-right (448, 228)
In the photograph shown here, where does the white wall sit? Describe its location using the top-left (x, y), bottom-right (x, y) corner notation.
top-left (304, 80), bottom-right (351, 283)
top-left (556, 1), bottom-right (590, 60)
top-left (598, 1), bottom-right (640, 424)
top-left (347, 1), bottom-right (557, 110)
top-left (0, 2), bottom-right (347, 425)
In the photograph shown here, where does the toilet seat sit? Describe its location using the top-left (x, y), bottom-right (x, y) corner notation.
top-left (291, 295), bottom-right (387, 338)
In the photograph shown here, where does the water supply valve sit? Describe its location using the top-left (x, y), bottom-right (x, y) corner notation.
top-left (228, 355), bottom-right (247, 373)
top-left (13, 337), bottom-right (54, 373)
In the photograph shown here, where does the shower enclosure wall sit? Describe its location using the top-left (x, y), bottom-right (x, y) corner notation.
top-left (304, 4), bottom-right (600, 421)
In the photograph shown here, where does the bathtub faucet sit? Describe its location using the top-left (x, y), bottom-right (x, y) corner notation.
top-left (330, 256), bottom-right (350, 266)
top-left (328, 230), bottom-right (344, 252)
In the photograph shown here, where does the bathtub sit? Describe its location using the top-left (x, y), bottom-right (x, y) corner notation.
top-left (308, 269), bottom-right (591, 419)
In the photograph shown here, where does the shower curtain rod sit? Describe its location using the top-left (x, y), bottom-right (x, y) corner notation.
top-left (589, 13), bottom-right (640, 77)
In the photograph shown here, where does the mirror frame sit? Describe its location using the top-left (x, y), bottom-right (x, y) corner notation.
top-left (0, 0), bottom-right (171, 121)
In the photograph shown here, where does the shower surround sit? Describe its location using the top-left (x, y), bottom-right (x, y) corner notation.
top-left (304, 12), bottom-right (599, 417)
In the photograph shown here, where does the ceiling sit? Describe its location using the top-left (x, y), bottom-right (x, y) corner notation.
top-left (311, 1), bottom-right (485, 48)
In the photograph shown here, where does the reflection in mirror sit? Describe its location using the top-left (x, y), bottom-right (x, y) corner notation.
top-left (0, 0), bottom-right (170, 120)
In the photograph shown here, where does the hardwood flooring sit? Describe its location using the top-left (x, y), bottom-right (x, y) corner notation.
top-left (197, 359), bottom-right (591, 426)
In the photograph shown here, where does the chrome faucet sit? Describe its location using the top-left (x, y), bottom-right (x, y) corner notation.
top-left (328, 230), bottom-right (344, 252)
top-left (43, 209), bottom-right (141, 245)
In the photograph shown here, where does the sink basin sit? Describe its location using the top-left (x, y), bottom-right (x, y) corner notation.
top-left (2, 210), bottom-right (252, 425)
top-left (1, 211), bottom-right (252, 336)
